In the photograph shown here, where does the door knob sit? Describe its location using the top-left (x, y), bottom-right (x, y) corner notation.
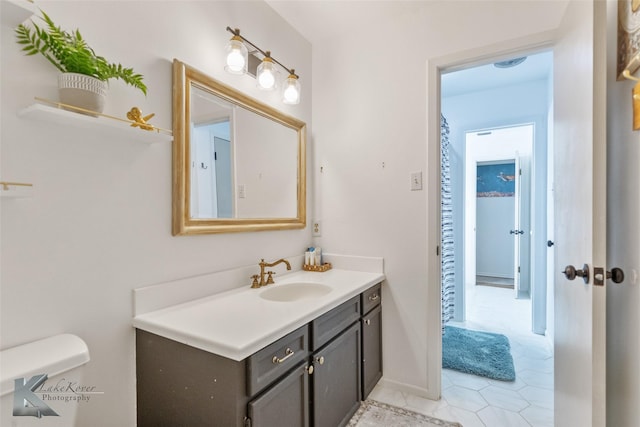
top-left (562, 264), bottom-right (589, 284)
top-left (607, 268), bottom-right (625, 283)
top-left (510, 230), bottom-right (524, 235)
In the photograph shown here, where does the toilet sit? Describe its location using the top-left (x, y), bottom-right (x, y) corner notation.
top-left (1, 334), bottom-right (90, 427)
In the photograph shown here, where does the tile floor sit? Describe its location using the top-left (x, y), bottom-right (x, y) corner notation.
top-left (370, 284), bottom-right (554, 427)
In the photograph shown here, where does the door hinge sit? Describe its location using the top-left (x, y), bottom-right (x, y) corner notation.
top-left (214, 152), bottom-right (218, 161)
top-left (244, 416), bottom-right (252, 427)
top-left (436, 245), bottom-right (440, 256)
top-left (518, 266), bottom-right (521, 273)
top-left (519, 168), bottom-right (522, 176)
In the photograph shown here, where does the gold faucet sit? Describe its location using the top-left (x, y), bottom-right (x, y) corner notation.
top-left (251, 258), bottom-right (291, 288)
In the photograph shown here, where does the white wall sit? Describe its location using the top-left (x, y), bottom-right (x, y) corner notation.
top-left (0, 2), bottom-right (311, 426)
top-left (235, 107), bottom-right (298, 218)
top-left (605, 1), bottom-right (640, 425)
top-left (312, 1), bottom-right (565, 397)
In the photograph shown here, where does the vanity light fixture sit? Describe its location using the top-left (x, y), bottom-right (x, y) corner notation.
top-left (225, 27), bottom-right (301, 104)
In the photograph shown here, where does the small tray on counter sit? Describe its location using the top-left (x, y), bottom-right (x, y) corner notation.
top-left (302, 263), bottom-right (332, 272)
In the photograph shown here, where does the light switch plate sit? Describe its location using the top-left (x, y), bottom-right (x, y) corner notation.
top-left (410, 172), bottom-right (422, 191)
top-left (238, 184), bottom-right (246, 198)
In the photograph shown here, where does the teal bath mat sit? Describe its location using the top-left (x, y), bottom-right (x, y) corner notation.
top-left (442, 326), bottom-right (515, 381)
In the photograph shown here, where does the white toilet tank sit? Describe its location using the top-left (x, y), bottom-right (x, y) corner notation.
top-left (0, 334), bottom-right (90, 427)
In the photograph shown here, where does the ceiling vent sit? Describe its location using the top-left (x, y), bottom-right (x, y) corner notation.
top-left (494, 57), bottom-right (527, 68)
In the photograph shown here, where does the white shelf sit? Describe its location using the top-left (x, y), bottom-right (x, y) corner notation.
top-left (0, 183), bottom-right (33, 199)
top-left (1, 0), bottom-right (36, 28)
top-left (18, 103), bottom-right (173, 144)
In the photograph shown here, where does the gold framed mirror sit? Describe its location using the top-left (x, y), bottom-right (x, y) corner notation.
top-left (172, 59), bottom-right (306, 235)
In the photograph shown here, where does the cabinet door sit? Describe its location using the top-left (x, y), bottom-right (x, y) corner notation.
top-left (247, 362), bottom-right (309, 427)
top-left (312, 322), bottom-right (361, 427)
top-left (361, 304), bottom-right (382, 399)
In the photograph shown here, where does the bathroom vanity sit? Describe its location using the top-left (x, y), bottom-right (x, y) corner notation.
top-left (134, 269), bottom-right (383, 427)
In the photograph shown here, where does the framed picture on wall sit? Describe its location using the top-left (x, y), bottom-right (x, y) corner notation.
top-left (477, 162), bottom-right (515, 198)
top-left (618, 0), bottom-right (640, 80)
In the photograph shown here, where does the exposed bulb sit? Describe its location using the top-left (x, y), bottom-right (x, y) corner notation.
top-left (283, 85), bottom-right (299, 103)
top-left (258, 69), bottom-right (276, 89)
top-left (226, 49), bottom-right (245, 72)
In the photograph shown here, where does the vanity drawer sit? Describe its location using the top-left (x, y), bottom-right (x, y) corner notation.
top-left (311, 295), bottom-right (360, 350)
top-left (361, 283), bottom-right (382, 315)
top-left (247, 324), bottom-right (309, 396)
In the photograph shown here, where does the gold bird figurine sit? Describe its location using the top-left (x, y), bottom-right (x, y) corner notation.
top-left (127, 107), bottom-right (156, 131)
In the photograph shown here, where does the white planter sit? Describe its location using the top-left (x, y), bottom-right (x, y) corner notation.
top-left (58, 73), bottom-right (108, 116)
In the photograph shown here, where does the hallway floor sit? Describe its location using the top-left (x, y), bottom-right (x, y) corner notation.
top-left (370, 284), bottom-right (554, 427)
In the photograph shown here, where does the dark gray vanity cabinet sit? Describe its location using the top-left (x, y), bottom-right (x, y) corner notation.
top-left (361, 283), bottom-right (382, 399)
top-left (136, 283), bottom-right (383, 427)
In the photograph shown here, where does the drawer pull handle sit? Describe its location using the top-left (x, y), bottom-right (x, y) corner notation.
top-left (272, 348), bottom-right (294, 364)
top-left (368, 293), bottom-right (379, 302)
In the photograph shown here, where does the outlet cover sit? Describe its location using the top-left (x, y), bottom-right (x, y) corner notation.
top-left (410, 172), bottom-right (422, 191)
top-left (312, 220), bottom-right (322, 237)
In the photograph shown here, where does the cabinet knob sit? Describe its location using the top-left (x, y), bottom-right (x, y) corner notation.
top-left (368, 293), bottom-right (379, 302)
top-left (365, 319), bottom-right (371, 326)
top-left (306, 365), bottom-right (314, 375)
top-left (315, 356), bottom-right (325, 365)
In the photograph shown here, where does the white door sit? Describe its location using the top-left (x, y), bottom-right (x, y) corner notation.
top-left (213, 136), bottom-right (233, 218)
top-left (553, 0), bottom-right (607, 425)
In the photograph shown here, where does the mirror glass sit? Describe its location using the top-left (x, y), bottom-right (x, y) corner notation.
top-left (172, 60), bottom-right (306, 235)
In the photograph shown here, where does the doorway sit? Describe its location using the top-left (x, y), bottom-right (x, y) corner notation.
top-left (190, 120), bottom-right (234, 219)
top-left (440, 51), bottom-right (553, 334)
top-left (466, 125), bottom-right (533, 301)
top-left (439, 52), bottom-right (555, 425)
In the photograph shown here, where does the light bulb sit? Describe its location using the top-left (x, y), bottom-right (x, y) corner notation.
top-left (258, 69), bottom-right (276, 89)
top-left (282, 72), bottom-right (300, 105)
top-left (283, 85), bottom-right (299, 103)
top-left (224, 35), bottom-right (247, 75)
top-left (227, 49), bottom-right (245, 72)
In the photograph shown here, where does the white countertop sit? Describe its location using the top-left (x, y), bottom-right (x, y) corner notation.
top-left (132, 269), bottom-right (384, 361)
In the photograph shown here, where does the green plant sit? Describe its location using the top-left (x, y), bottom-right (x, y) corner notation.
top-left (16, 10), bottom-right (147, 95)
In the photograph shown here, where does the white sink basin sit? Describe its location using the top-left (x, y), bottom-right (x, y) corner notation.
top-left (259, 282), bottom-right (332, 302)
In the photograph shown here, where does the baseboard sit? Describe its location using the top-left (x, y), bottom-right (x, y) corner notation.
top-left (476, 274), bottom-right (515, 289)
top-left (377, 377), bottom-right (438, 401)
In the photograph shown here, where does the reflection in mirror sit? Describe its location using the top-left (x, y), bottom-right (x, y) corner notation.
top-left (190, 87), bottom-right (233, 218)
top-left (173, 59), bottom-right (306, 235)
